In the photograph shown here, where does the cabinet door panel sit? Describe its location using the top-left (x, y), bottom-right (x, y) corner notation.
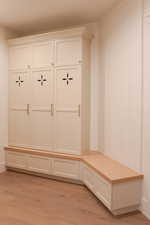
top-left (55, 39), bottom-right (82, 66)
top-left (9, 71), bottom-right (31, 147)
top-left (9, 110), bottom-right (31, 147)
top-left (94, 173), bottom-right (111, 208)
top-left (82, 164), bottom-right (95, 192)
top-left (31, 69), bottom-right (54, 151)
top-left (54, 66), bottom-right (81, 154)
top-left (6, 152), bottom-right (27, 169)
top-left (9, 45), bottom-right (31, 70)
top-left (32, 41), bottom-right (54, 68)
top-left (9, 71), bottom-right (30, 107)
top-left (52, 158), bottom-right (80, 179)
top-left (28, 155), bottom-right (51, 174)
top-left (55, 66), bottom-right (81, 108)
top-left (54, 112), bottom-right (81, 154)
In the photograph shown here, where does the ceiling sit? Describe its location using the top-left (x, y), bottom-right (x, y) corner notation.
top-left (0, 0), bottom-right (118, 36)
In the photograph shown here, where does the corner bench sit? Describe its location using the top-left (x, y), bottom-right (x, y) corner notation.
top-left (4, 146), bottom-right (143, 215)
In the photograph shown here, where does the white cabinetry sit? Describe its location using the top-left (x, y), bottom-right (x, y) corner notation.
top-left (6, 152), bottom-right (27, 170)
top-left (55, 38), bottom-right (82, 66)
top-left (6, 151), bottom-right (81, 181)
top-left (32, 41), bottom-right (54, 68)
top-left (81, 163), bottom-right (111, 210)
top-left (9, 45), bottom-right (32, 70)
top-left (9, 70), bottom-right (31, 147)
top-left (81, 163), bottom-right (141, 215)
top-left (8, 27), bottom-right (92, 155)
top-left (27, 155), bottom-right (52, 174)
top-left (52, 158), bottom-right (80, 180)
top-left (54, 65), bottom-right (81, 154)
top-left (6, 149), bottom-right (142, 216)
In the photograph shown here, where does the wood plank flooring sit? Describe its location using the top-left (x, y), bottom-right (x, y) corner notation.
top-left (0, 171), bottom-right (149, 225)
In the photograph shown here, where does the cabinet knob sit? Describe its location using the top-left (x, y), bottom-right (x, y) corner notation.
top-left (51, 62), bottom-right (54, 66)
top-left (27, 65), bottom-right (31, 69)
top-left (78, 60), bottom-right (82, 64)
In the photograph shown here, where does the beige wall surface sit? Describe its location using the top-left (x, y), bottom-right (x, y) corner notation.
top-left (142, 0), bottom-right (150, 219)
top-left (0, 28), bottom-right (18, 172)
top-left (96, 0), bottom-right (150, 220)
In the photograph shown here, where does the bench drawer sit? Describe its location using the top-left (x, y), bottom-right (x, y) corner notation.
top-left (52, 158), bottom-right (80, 180)
top-left (94, 173), bottom-right (111, 209)
top-left (82, 164), bottom-right (95, 192)
top-left (27, 155), bottom-right (52, 175)
top-left (82, 164), bottom-right (111, 208)
top-left (6, 152), bottom-right (27, 169)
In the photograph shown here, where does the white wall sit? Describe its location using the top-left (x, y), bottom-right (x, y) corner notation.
top-left (141, 0), bottom-right (150, 219)
top-left (85, 23), bottom-right (104, 152)
top-left (91, 0), bottom-right (150, 220)
top-left (99, 0), bottom-right (143, 171)
top-left (0, 28), bottom-right (17, 172)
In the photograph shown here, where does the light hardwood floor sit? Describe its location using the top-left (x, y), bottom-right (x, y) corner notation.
top-left (0, 171), bottom-right (149, 225)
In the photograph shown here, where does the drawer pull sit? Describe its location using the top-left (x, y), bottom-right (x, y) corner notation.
top-left (51, 104), bottom-right (54, 116)
top-left (27, 104), bottom-right (30, 115)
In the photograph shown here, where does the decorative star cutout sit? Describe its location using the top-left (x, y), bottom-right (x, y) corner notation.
top-left (62, 73), bottom-right (73, 85)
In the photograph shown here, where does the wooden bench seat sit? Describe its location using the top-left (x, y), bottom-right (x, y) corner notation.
top-left (5, 146), bottom-right (143, 183)
top-left (82, 153), bottom-right (143, 183)
top-left (4, 146), bottom-right (143, 216)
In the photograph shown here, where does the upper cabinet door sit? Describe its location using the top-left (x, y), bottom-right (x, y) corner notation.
top-left (32, 41), bottom-right (54, 69)
top-left (9, 45), bottom-right (32, 70)
top-left (55, 38), bottom-right (82, 66)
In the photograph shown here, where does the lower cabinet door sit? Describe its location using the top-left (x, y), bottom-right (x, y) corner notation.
top-left (81, 164), bottom-right (95, 192)
top-left (82, 164), bottom-right (111, 209)
top-left (94, 173), bottom-right (111, 209)
top-left (6, 152), bottom-right (27, 170)
top-left (27, 155), bottom-right (51, 175)
top-left (52, 158), bottom-right (80, 180)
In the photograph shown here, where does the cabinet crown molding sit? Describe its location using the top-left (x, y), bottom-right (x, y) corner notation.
top-left (8, 27), bottom-right (94, 46)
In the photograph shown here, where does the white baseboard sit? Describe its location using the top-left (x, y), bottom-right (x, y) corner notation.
top-left (141, 198), bottom-right (150, 220)
top-left (0, 162), bottom-right (5, 173)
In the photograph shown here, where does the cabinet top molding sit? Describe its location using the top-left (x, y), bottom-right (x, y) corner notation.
top-left (8, 27), bottom-right (94, 46)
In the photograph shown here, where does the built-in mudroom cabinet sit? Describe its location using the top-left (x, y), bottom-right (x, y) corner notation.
top-left (6, 26), bottom-right (144, 217)
top-left (8, 27), bottom-right (92, 155)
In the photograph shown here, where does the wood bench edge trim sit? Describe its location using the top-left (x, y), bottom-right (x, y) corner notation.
top-left (4, 146), bottom-right (144, 184)
top-left (82, 159), bottom-right (144, 184)
top-left (4, 146), bottom-right (82, 161)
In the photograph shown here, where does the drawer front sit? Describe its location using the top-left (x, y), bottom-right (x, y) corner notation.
top-left (6, 151), bottom-right (27, 169)
top-left (52, 158), bottom-right (80, 180)
top-left (82, 164), bottom-right (111, 209)
top-left (112, 180), bottom-right (141, 210)
top-left (27, 155), bottom-right (51, 175)
top-left (81, 164), bottom-right (95, 192)
top-left (94, 173), bottom-right (111, 209)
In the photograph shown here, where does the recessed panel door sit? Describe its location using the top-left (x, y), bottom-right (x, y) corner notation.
top-left (32, 41), bottom-right (54, 68)
top-left (9, 71), bottom-right (31, 147)
top-left (55, 38), bottom-right (82, 66)
top-left (9, 45), bottom-right (32, 70)
top-left (30, 69), bottom-right (54, 151)
top-left (54, 66), bottom-right (81, 155)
